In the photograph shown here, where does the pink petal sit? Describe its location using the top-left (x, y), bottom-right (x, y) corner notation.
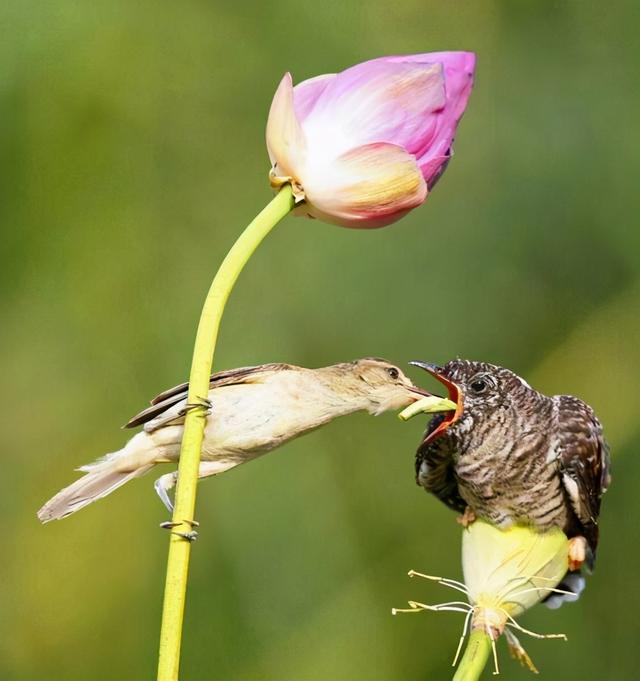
top-left (306, 52), bottom-right (476, 188)
top-left (370, 53), bottom-right (475, 185)
top-left (375, 51), bottom-right (475, 115)
top-left (419, 154), bottom-right (451, 188)
top-left (292, 73), bottom-right (336, 121)
top-left (301, 61), bottom-right (446, 158)
top-left (379, 51), bottom-right (475, 80)
top-left (265, 72), bottom-right (306, 179)
top-left (411, 54), bottom-right (475, 185)
top-left (300, 142), bottom-right (427, 229)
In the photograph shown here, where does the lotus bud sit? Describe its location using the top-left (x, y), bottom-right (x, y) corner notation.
top-left (462, 520), bottom-right (569, 638)
top-left (393, 520), bottom-right (570, 674)
top-left (266, 52), bottom-right (475, 228)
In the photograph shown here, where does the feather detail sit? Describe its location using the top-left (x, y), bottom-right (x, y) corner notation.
top-left (124, 363), bottom-right (295, 429)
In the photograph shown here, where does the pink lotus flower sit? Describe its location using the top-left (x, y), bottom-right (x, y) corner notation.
top-left (266, 52), bottom-right (476, 229)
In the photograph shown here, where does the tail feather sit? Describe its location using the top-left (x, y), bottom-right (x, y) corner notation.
top-left (37, 432), bottom-right (162, 523)
top-left (37, 463), bottom-right (155, 522)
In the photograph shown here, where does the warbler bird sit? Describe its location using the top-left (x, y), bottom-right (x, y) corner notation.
top-left (38, 358), bottom-right (452, 522)
top-left (411, 359), bottom-right (611, 608)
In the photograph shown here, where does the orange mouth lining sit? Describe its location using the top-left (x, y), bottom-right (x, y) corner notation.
top-left (422, 370), bottom-right (463, 445)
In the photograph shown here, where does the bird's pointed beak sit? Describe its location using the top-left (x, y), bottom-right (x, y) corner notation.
top-left (404, 363), bottom-right (457, 410)
top-left (404, 361), bottom-right (464, 444)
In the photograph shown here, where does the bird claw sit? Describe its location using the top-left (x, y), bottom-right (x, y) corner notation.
top-left (160, 519), bottom-right (200, 541)
top-left (155, 473), bottom-right (177, 513)
top-left (160, 521), bottom-right (180, 530)
top-left (172, 530), bottom-right (198, 542)
top-left (179, 396), bottom-right (213, 419)
top-left (156, 472), bottom-right (200, 541)
top-left (457, 507), bottom-right (477, 528)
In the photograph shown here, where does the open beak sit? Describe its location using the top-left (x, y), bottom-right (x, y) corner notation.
top-left (406, 384), bottom-right (437, 398)
top-left (406, 361), bottom-right (463, 444)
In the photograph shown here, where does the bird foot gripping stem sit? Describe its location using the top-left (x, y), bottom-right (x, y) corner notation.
top-left (156, 395), bottom-right (211, 541)
top-left (179, 395), bottom-right (213, 419)
top-left (457, 506), bottom-right (477, 528)
top-left (160, 519), bottom-right (200, 542)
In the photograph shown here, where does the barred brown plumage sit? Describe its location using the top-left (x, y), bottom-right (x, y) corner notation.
top-left (412, 359), bottom-right (611, 608)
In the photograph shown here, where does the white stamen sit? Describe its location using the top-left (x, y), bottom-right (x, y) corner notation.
top-left (408, 570), bottom-right (470, 595)
top-left (502, 610), bottom-right (567, 642)
top-left (509, 585), bottom-right (576, 600)
top-left (452, 608), bottom-right (474, 667)
top-left (394, 560), bottom-right (568, 674)
top-left (489, 624), bottom-right (500, 675)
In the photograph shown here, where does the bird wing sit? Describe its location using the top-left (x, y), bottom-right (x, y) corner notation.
top-left (415, 415), bottom-right (466, 513)
top-left (124, 363), bottom-right (295, 431)
top-left (556, 395), bottom-right (611, 561)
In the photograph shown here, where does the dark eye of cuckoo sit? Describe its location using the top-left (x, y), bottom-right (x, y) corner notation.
top-left (387, 367), bottom-right (399, 380)
top-left (470, 377), bottom-right (488, 394)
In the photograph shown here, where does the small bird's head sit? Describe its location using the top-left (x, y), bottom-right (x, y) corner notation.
top-left (410, 359), bottom-right (546, 451)
top-left (339, 358), bottom-right (450, 416)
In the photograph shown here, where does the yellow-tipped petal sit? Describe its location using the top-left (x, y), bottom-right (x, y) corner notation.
top-left (301, 142), bottom-right (427, 228)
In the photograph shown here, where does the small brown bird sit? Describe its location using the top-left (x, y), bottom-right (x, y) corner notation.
top-left (38, 358), bottom-right (452, 522)
top-left (411, 359), bottom-right (611, 608)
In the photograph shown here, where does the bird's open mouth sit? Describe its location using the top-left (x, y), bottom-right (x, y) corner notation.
top-left (409, 361), bottom-right (463, 445)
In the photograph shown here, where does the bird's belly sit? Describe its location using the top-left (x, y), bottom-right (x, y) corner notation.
top-left (202, 415), bottom-right (291, 461)
top-left (457, 462), bottom-right (568, 531)
top-left (201, 385), bottom-right (316, 460)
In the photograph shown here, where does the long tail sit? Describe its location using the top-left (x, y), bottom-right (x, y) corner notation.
top-left (37, 433), bottom-right (158, 522)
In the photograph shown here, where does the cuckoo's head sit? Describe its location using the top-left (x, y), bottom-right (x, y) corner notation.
top-left (410, 359), bottom-right (546, 451)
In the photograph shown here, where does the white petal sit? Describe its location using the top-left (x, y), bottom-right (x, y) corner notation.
top-left (265, 73), bottom-right (306, 181)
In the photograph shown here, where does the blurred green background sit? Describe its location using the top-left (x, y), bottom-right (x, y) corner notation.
top-left (2, 1), bottom-right (639, 679)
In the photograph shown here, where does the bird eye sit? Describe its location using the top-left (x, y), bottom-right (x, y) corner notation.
top-left (387, 367), bottom-right (400, 380)
top-left (470, 378), bottom-right (487, 393)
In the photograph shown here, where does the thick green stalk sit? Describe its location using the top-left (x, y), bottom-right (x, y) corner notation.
top-left (452, 630), bottom-right (492, 681)
top-left (157, 185), bottom-right (295, 681)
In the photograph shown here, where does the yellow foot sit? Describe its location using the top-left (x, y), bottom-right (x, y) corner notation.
top-left (456, 507), bottom-right (477, 528)
top-left (568, 536), bottom-right (587, 572)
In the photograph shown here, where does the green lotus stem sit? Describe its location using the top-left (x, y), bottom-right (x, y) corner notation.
top-left (452, 630), bottom-right (492, 681)
top-left (156, 185), bottom-right (295, 681)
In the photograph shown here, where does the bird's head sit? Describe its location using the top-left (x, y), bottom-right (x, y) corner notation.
top-left (410, 359), bottom-right (545, 450)
top-left (345, 358), bottom-right (456, 416)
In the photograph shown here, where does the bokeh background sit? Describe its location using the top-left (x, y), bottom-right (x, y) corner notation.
top-left (2, 1), bottom-right (639, 679)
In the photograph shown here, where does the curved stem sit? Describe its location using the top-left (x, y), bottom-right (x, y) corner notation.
top-left (452, 630), bottom-right (492, 681)
top-left (157, 185), bottom-right (295, 681)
